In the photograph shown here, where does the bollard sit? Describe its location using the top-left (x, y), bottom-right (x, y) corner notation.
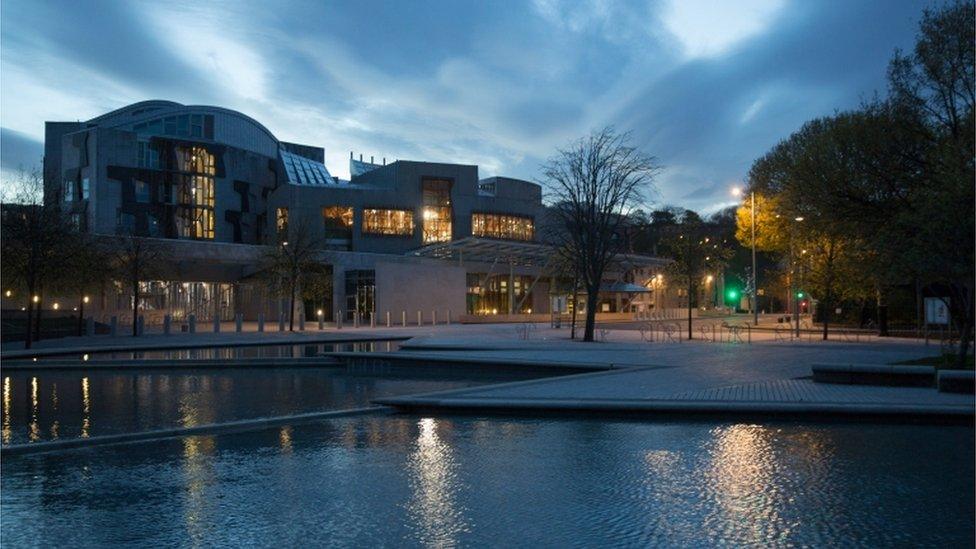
top-left (87, 316), bottom-right (95, 337)
top-left (417, 310), bottom-right (422, 326)
top-left (432, 310), bottom-right (437, 325)
top-left (213, 316), bottom-right (220, 333)
top-left (258, 313), bottom-right (265, 332)
top-left (353, 312), bottom-right (360, 329)
top-left (278, 312), bottom-right (285, 332)
top-left (163, 314), bottom-right (172, 335)
top-left (402, 311), bottom-right (407, 327)
top-left (336, 310), bottom-right (343, 329)
top-left (137, 315), bottom-right (145, 336)
top-left (447, 310), bottom-right (451, 325)
top-left (298, 315), bottom-right (305, 331)
top-left (386, 311), bottom-right (391, 327)
top-left (235, 313), bottom-right (243, 333)
top-left (110, 316), bottom-right (118, 337)
top-left (318, 314), bottom-right (324, 331)
top-left (188, 314), bottom-right (196, 334)
top-left (370, 312), bottom-right (376, 328)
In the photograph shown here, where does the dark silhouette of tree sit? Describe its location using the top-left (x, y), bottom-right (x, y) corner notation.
top-left (542, 127), bottom-right (659, 342)
top-left (108, 235), bottom-right (163, 337)
top-left (261, 222), bottom-right (322, 331)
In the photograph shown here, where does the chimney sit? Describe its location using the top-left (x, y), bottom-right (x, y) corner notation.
top-left (359, 154), bottom-right (362, 161)
top-left (370, 156), bottom-right (374, 164)
top-left (349, 151), bottom-right (353, 159)
top-left (383, 157), bottom-right (386, 165)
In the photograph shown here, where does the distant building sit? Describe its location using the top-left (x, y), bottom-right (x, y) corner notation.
top-left (36, 100), bottom-right (669, 326)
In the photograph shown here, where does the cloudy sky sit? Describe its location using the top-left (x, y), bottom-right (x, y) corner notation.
top-left (1, 0), bottom-right (927, 212)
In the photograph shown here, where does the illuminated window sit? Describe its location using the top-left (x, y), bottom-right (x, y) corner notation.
top-left (175, 146), bottom-right (216, 240)
top-left (422, 178), bottom-right (452, 243)
top-left (276, 207), bottom-right (289, 235)
top-left (63, 180), bottom-right (74, 203)
top-left (81, 178), bottom-right (90, 200)
top-left (472, 213), bottom-right (534, 241)
top-left (363, 208), bottom-right (414, 236)
top-left (322, 206), bottom-right (353, 239)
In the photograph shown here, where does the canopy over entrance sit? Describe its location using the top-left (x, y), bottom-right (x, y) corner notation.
top-left (409, 237), bottom-right (669, 270)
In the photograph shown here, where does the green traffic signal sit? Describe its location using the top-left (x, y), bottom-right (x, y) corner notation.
top-left (796, 291), bottom-right (805, 298)
top-left (726, 289), bottom-right (739, 300)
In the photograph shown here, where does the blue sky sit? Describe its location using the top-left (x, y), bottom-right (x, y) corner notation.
top-left (0, 0), bottom-right (927, 212)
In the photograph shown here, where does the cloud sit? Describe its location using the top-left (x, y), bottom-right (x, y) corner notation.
top-left (0, 127), bottom-right (43, 173)
top-left (0, 0), bottom-right (927, 211)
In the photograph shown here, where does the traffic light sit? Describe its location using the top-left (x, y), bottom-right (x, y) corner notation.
top-left (725, 288), bottom-right (739, 305)
top-left (796, 291), bottom-right (805, 299)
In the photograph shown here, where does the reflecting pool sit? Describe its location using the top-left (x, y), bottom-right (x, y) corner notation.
top-left (0, 368), bottom-right (537, 445)
top-left (2, 417), bottom-right (972, 547)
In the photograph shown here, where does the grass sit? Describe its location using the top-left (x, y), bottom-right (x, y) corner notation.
top-left (896, 353), bottom-right (975, 370)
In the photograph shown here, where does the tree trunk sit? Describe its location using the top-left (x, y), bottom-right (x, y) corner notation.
top-left (24, 285), bottom-right (35, 350)
top-left (822, 289), bottom-right (831, 341)
top-left (570, 277), bottom-right (579, 340)
top-left (583, 287), bottom-right (599, 342)
top-left (77, 296), bottom-right (85, 337)
top-left (957, 321), bottom-right (972, 369)
top-left (288, 282), bottom-right (296, 332)
top-left (132, 278), bottom-right (139, 337)
top-left (687, 280), bottom-right (693, 340)
top-left (34, 292), bottom-right (43, 343)
top-left (876, 288), bottom-right (889, 337)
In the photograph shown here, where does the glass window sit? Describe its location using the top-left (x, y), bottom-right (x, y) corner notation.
top-left (422, 178), bottom-right (452, 244)
top-left (465, 273), bottom-right (535, 314)
top-left (81, 178), bottom-right (90, 200)
top-left (362, 208), bottom-right (414, 236)
top-left (134, 180), bottom-right (150, 203)
top-left (276, 207), bottom-right (289, 236)
top-left (117, 210), bottom-right (135, 234)
top-left (322, 206), bottom-right (353, 239)
top-left (472, 213), bottom-right (535, 241)
top-left (63, 180), bottom-right (74, 203)
top-left (164, 116), bottom-right (177, 135)
top-left (174, 146), bottom-right (216, 240)
top-left (344, 270), bottom-right (375, 321)
top-left (190, 114), bottom-right (203, 138)
top-left (137, 141), bottom-right (159, 169)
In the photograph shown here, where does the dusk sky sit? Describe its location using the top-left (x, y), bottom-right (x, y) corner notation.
top-left (1, 0), bottom-right (928, 212)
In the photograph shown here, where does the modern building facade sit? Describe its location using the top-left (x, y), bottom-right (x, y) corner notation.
top-left (39, 100), bottom-right (671, 327)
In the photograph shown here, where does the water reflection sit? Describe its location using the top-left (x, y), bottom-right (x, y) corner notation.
top-left (279, 426), bottom-right (293, 454)
top-left (81, 377), bottom-right (91, 438)
top-left (2, 377), bottom-right (11, 444)
top-left (1, 369), bottom-right (527, 445)
top-left (181, 434), bottom-right (218, 544)
top-left (407, 418), bottom-right (468, 547)
top-left (31, 340), bottom-right (402, 361)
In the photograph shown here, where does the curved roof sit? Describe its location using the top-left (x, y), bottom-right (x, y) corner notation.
top-left (85, 100), bottom-right (280, 149)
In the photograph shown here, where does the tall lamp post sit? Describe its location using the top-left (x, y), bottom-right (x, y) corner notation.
top-left (732, 187), bottom-right (758, 326)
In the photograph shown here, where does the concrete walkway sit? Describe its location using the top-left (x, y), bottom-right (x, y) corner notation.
top-left (376, 333), bottom-right (974, 421)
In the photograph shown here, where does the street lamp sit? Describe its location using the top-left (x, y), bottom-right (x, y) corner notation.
top-left (732, 186), bottom-right (758, 326)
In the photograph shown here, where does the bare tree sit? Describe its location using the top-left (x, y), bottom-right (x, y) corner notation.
top-left (542, 127), bottom-right (659, 342)
top-left (108, 236), bottom-right (163, 337)
top-left (261, 222), bottom-right (323, 331)
top-left (660, 212), bottom-right (732, 340)
top-left (0, 169), bottom-right (78, 348)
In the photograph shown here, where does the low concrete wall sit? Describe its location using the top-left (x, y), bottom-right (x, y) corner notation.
top-left (938, 370), bottom-right (975, 394)
top-left (812, 363), bottom-right (935, 387)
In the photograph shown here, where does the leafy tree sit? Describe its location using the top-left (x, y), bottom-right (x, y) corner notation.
top-left (542, 127), bottom-right (659, 342)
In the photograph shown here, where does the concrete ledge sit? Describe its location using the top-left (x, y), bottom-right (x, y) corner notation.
top-left (2, 357), bottom-right (343, 371)
top-left (377, 395), bottom-right (974, 423)
top-left (812, 363), bottom-right (935, 387)
top-left (328, 351), bottom-right (613, 372)
top-left (1, 406), bottom-right (388, 457)
top-left (938, 370), bottom-right (975, 394)
top-left (0, 334), bottom-right (410, 360)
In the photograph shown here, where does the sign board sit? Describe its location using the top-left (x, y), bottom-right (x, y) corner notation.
top-left (924, 297), bottom-right (950, 325)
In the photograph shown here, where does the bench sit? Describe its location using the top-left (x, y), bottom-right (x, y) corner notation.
top-left (812, 363), bottom-right (935, 387)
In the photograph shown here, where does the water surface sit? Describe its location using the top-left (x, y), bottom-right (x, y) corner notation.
top-left (2, 416), bottom-right (971, 547)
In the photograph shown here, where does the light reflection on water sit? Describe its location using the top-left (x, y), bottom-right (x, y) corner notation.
top-left (0, 417), bottom-right (972, 547)
top-left (0, 369), bottom-right (540, 445)
top-left (31, 340), bottom-right (402, 361)
top-left (407, 418), bottom-right (468, 548)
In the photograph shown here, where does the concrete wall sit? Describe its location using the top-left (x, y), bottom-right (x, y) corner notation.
top-left (374, 260), bottom-right (466, 323)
